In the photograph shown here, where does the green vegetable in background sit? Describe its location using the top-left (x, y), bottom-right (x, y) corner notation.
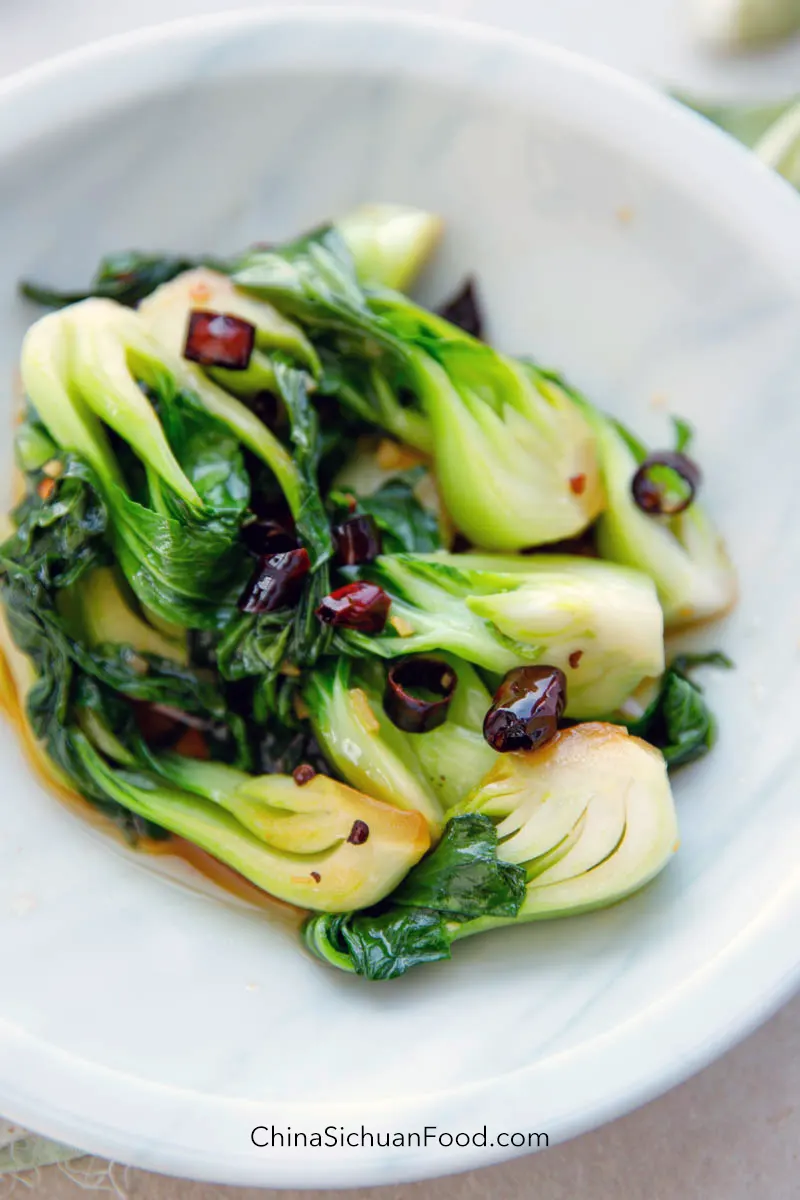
top-left (682, 97), bottom-right (793, 150)
top-left (691, 0), bottom-right (800, 47)
top-left (338, 552), bottom-right (665, 719)
top-left (753, 101), bottom-right (800, 188)
top-left (683, 93), bottom-right (800, 191)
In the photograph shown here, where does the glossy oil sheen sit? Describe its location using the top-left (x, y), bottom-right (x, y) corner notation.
top-left (315, 581), bottom-right (391, 632)
top-left (483, 665), bottom-right (567, 752)
top-left (384, 657), bottom-right (457, 733)
top-left (0, 9), bottom-right (800, 1189)
top-left (237, 547), bottom-right (310, 613)
top-left (333, 514), bottom-right (382, 565)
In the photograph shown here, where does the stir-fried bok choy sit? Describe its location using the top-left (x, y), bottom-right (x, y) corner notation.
top-left (0, 202), bottom-right (733, 979)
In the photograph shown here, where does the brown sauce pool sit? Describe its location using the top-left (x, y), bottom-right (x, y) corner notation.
top-left (0, 646), bottom-right (306, 934)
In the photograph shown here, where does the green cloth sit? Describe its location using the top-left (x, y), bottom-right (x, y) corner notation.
top-left (0, 1130), bottom-right (79, 1175)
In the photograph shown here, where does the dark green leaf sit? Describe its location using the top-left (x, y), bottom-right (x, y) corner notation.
top-left (213, 569), bottom-right (331, 707)
top-left (1, 471), bottom-right (252, 791)
top-left (272, 357), bottom-right (333, 569)
top-left (392, 813), bottom-right (527, 919)
top-left (289, 564), bottom-right (333, 668)
top-left (672, 417), bottom-right (694, 455)
top-left (0, 575), bottom-right (133, 817)
top-left (209, 357), bottom-right (335, 688)
top-left (105, 378), bottom-right (252, 629)
top-left (337, 906), bottom-right (452, 981)
top-left (332, 467), bottom-right (441, 554)
top-left (302, 814), bottom-right (526, 980)
top-left (656, 673), bottom-right (715, 768)
top-left (630, 651), bottom-right (732, 770)
top-left (213, 554), bottom-right (332, 692)
top-left (215, 611), bottom-right (293, 683)
top-left (317, 351), bottom-right (384, 427)
top-left (109, 481), bottom-right (249, 630)
top-left (20, 251), bottom-right (233, 309)
top-left (2, 568), bottom-right (241, 730)
top-left (150, 385), bottom-right (250, 516)
top-left (73, 642), bottom-right (230, 718)
top-left (315, 351), bottom-right (431, 454)
top-left (671, 651), bottom-right (734, 676)
top-left (3, 456), bottom-right (111, 589)
top-left (234, 226), bottom-right (384, 340)
top-left (9, 430), bottom-right (249, 634)
top-left (19, 230), bottom-right (374, 315)
top-left (255, 708), bottom-right (331, 776)
top-left (73, 673), bottom-right (137, 739)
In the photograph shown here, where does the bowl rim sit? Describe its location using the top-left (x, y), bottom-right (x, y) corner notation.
top-left (2, 5), bottom-right (800, 1188)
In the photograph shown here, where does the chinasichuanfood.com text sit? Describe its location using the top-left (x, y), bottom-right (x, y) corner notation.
top-left (251, 1125), bottom-right (549, 1150)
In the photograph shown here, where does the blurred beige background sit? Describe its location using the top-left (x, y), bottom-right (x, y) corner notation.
top-left (3, 3), bottom-right (800, 1197)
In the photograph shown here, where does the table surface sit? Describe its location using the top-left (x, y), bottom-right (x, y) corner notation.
top-left (3, 3), bottom-right (800, 1198)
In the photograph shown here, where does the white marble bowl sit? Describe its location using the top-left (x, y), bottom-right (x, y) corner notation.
top-left (1, 8), bottom-right (799, 1188)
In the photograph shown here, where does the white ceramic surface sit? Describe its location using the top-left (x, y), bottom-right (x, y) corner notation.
top-left (1, 8), bottom-right (800, 1189)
